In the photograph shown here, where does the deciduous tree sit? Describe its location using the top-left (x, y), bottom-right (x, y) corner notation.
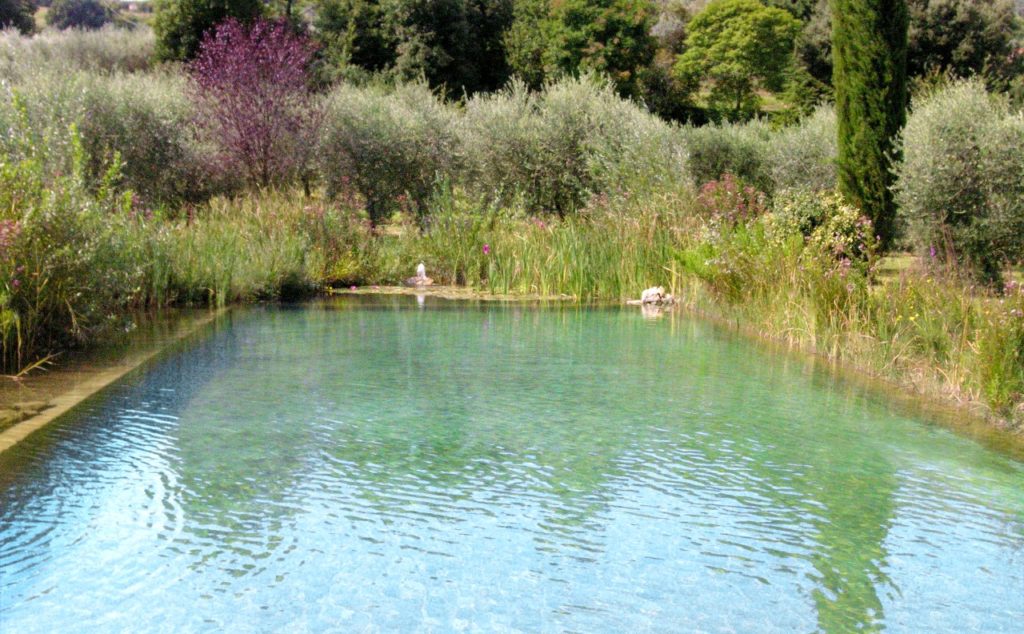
top-left (190, 18), bottom-right (321, 191)
top-left (673, 0), bottom-right (801, 119)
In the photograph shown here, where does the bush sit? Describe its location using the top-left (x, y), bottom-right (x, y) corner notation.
top-left (895, 80), bottom-right (1024, 283)
top-left (767, 190), bottom-right (877, 266)
top-left (0, 69), bottom-right (220, 207)
top-left (77, 71), bottom-right (222, 207)
top-left (768, 105), bottom-right (837, 193)
top-left (0, 26), bottom-right (154, 80)
top-left (318, 82), bottom-right (459, 225)
top-left (680, 119), bottom-right (773, 193)
top-left (46, 0), bottom-right (119, 30)
top-left (461, 76), bottom-right (688, 216)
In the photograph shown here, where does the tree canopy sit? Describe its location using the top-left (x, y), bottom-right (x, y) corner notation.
top-left (673, 0), bottom-right (801, 119)
top-left (47, 0), bottom-right (119, 30)
top-left (0, 0), bottom-right (34, 34)
top-left (154, 0), bottom-right (264, 62)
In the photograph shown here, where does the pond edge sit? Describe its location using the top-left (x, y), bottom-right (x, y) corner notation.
top-left (0, 309), bottom-right (225, 455)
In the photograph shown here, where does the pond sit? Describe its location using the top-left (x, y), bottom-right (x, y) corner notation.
top-left (1, 296), bottom-right (1022, 632)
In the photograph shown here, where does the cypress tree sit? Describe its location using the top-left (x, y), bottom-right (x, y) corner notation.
top-left (831, 0), bottom-right (908, 248)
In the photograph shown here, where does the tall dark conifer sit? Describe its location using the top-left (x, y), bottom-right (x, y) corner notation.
top-left (831, 0), bottom-right (908, 247)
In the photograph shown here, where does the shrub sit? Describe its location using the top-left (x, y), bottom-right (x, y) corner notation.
top-left (768, 190), bottom-right (877, 266)
top-left (768, 105), bottom-right (837, 193)
top-left (0, 123), bottom-right (149, 372)
top-left (0, 69), bottom-right (220, 207)
top-left (319, 82), bottom-right (459, 225)
top-left (895, 80), bottom-right (1024, 283)
top-left (46, 0), bottom-right (119, 30)
top-left (77, 71), bottom-right (221, 207)
top-left (680, 119), bottom-right (773, 193)
top-left (190, 18), bottom-right (321, 192)
top-left (0, 26), bottom-right (154, 80)
top-left (461, 76), bottom-right (688, 216)
top-left (694, 173), bottom-right (768, 226)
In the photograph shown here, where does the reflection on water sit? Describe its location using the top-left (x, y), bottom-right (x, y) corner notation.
top-left (1, 296), bottom-right (1022, 632)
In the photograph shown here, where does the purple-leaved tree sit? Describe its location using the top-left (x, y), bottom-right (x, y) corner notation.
top-left (191, 18), bottom-right (320, 193)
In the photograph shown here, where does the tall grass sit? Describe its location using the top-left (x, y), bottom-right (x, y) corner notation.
top-left (675, 194), bottom-right (1024, 429)
top-left (158, 193), bottom-right (325, 306)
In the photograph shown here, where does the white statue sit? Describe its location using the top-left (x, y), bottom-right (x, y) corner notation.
top-left (405, 262), bottom-right (433, 287)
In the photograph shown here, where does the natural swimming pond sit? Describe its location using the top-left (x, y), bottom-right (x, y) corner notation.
top-left (1, 296), bottom-right (1022, 632)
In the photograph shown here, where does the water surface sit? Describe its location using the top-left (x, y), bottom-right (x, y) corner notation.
top-left (1, 296), bottom-right (1022, 632)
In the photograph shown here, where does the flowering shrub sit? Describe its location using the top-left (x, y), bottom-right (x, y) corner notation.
top-left (767, 190), bottom-right (878, 268)
top-left (191, 19), bottom-right (320, 191)
top-left (694, 173), bottom-right (768, 226)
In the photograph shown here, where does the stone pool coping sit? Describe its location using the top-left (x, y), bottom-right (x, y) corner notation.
top-left (0, 309), bottom-right (224, 455)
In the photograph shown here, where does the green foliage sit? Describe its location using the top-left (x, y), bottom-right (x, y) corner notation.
top-left (153, 0), bottom-right (263, 62)
top-left (76, 71), bottom-right (225, 206)
top-left (542, 0), bottom-right (658, 99)
top-left (679, 118), bottom-right (773, 192)
top-left (0, 69), bottom-right (223, 207)
top-left (313, 0), bottom-right (395, 83)
top-left (768, 105), bottom-right (836, 192)
top-left (767, 190), bottom-right (877, 265)
top-left (0, 26), bottom-right (155, 81)
top-left (318, 82), bottom-right (459, 225)
top-left (895, 79), bottom-right (1024, 283)
top-left (0, 0), bottom-right (33, 35)
top-left (0, 118), bottom-right (147, 371)
top-left (162, 193), bottom-right (322, 305)
top-left (503, 0), bottom-right (550, 89)
top-left (460, 76), bottom-right (688, 215)
top-left (673, 0), bottom-right (801, 120)
top-left (796, 0), bottom-right (831, 85)
top-left (389, 0), bottom-right (514, 95)
top-left (908, 0), bottom-right (1020, 82)
top-left (833, 0), bottom-right (908, 248)
top-left (798, 0), bottom-right (1022, 90)
top-left (313, 0), bottom-right (514, 95)
top-left (46, 0), bottom-right (120, 30)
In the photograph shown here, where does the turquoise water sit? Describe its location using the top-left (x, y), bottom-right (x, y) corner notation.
top-left (1, 296), bottom-right (1022, 632)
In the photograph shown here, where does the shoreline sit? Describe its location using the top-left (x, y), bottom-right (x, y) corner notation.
top-left (0, 308), bottom-right (225, 455)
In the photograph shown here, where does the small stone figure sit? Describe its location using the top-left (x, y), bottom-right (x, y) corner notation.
top-left (405, 262), bottom-right (433, 287)
top-left (627, 286), bottom-right (675, 306)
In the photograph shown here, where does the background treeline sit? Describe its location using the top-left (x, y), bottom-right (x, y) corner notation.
top-left (3, 0), bottom-right (1023, 122)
